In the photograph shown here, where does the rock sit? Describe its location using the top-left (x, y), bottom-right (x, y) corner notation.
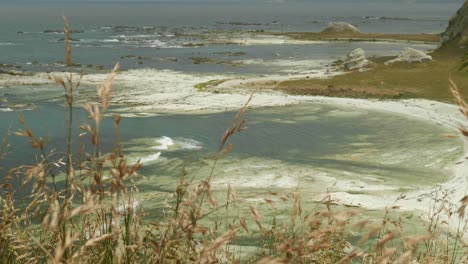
top-left (0, 69), bottom-right (32, 76)
top-left (160, 57), bottom-right (178, 62)
top-left (321, 22), bottom-right (360, 34)
top-left (57, 37), bottom-right (80, 42)
top-left (384, 48), bottom-right (432, 65)
top-left (181, 43), bottom-right (205, 47)
top-left (43, 29), bottom-right (84, 34)
top-left (342, 48), bottom-right (373, 71)
top-left (441, 2), bottom-right (468, 45)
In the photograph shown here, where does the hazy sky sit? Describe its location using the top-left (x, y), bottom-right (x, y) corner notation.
top-left (0, 0), bottom-right (464, 2)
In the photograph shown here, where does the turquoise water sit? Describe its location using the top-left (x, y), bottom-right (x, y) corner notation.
top-left (0, 102), bottom-right (461, 194)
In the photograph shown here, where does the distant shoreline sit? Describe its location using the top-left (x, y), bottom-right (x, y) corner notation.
top-left (266, 31), bottom-right (440, 43)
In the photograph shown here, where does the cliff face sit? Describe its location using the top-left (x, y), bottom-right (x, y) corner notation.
top-left (442, 1), bottom-right (468, 46)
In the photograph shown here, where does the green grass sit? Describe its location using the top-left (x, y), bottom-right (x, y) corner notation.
top-left (265, 31), bottom-right (440, 43)
top-left (194, 79), bottom-right (227, 91)
top-left (277, 42), bottom-right (468, 102)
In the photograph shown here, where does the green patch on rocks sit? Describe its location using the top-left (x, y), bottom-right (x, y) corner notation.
top-left (194, 79), bottom-right (227, 91)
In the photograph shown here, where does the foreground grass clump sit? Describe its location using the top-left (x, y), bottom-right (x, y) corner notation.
top-left (0, 18), bottom-right (467, 264)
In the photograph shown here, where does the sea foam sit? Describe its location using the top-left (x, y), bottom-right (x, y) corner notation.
top-left (139, 152), bottom-right (162, 164)
top-left (151, 136), bottom-right (203, 151)
top-left (152, 136), bottom-right (175, 150)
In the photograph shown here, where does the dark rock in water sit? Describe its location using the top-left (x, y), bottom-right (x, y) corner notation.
top-left (0, 69), bottom-right (32, 76)
top-left (44, 29), bottom-right (84, 34)
top-left (190, 57), bottom-right (216, 65)
top-left (57, 37), bottom-right (80, 42)
top-left (441, 2), bottom-right (468, 46)
top-left (0, 63), bottom-right (21, 69)
top-left (182, 43), bottom-right (205, 47)
top-left (121, 55), bottom-right (151, 60)
top-left (44, 29), bottom-right (61, 34)
top-left (379, 16), bottom-right (411, 21)
top-left (213, 51), bottom-right (247, 57)
top-left (216, 21), bottom-right (263, 26)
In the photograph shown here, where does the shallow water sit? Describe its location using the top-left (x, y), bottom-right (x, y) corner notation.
top-left (0, 102), bottom-right (461, 198)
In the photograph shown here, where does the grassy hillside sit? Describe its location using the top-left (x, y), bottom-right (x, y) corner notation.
top-left (275, 31), bottom-right (440, 43)
top-left (277, 41), bottom-right (468, 102)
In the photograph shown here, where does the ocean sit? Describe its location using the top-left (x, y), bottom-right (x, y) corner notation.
top-left (0, 1), bottom-right (461, 74)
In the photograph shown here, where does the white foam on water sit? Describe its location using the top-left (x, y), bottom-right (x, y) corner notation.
top-left (152, 136), bottom-right (175, 150)
top-left (237, 59), bottom-right (330, 68)
top-left (101, 39), bottom-right (120, 43)
top-left (78, 39), bottom-right (98, 43)
top-left (120, 39), bottom-right (178, 48)
top-left (130, 34), bottom-right (160, 38)
top-left (0, 108), bottom-right (13, 112)
top-left (151, 136), bottom-right (203, 151)
top-left (212, 171), bottom-right (299, 189)
top-left (139, 152), bottom-right (161, 164)
top-left (178, 138), bottom-right (203, 150)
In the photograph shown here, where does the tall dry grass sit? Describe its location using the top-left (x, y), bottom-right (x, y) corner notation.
top-left (63, 16), bottom-right (72, 67)
top-left (0, 18), bottom-right (467, 264)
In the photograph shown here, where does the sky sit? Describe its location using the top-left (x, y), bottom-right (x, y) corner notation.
top-left (0, 0), bottom-right (464, 2)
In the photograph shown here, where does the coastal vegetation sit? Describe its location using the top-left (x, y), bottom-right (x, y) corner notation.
top-left (1, 3), bottom-right (468, 263)
top-left (274, 3), bottom-right (468, 102)
top-left (269, 31), bottom-right (440, 43)
top-left (194, 79), bottom-right (226, 91)
top-left (1, 50), bottom-right (467, 262)
top-left (277, 43), bottom-right (468, 101)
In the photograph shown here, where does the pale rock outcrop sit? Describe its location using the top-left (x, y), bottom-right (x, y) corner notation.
top-left (321, 22), bottom-right (360, 34)
top-left (384, 48), bottom-right (432, 65)
top-left (342, 48), bottom-right (373, 71)
top-left (441, 1), bottom-right (468, 46)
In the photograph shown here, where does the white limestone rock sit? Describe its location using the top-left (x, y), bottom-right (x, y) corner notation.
top-left (342, 48), bottom-right (373, 71)
top-left (384, 48), bottom-right (432, 65)
top-left (321, 22), bottom-right (360, 34)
